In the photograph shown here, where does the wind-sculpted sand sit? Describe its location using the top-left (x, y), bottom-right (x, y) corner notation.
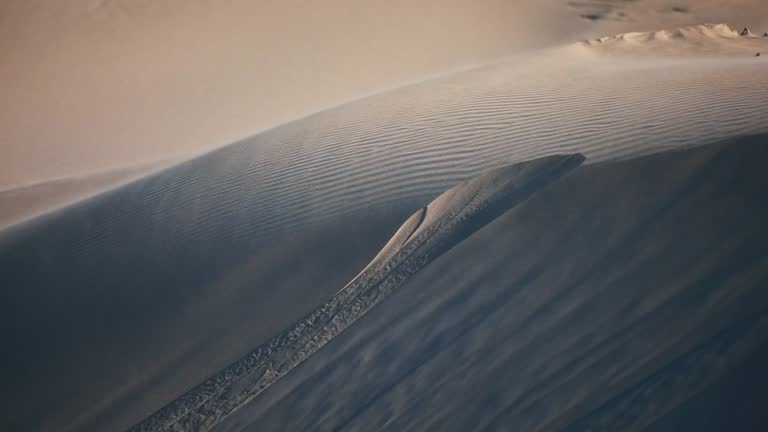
top-left (0, 161), bottom-right (169, 229)
top-left (1, 24), bottom-right (767, 432)
top-left (3, 29), bottom-right (768, 232)
top-left (211, 136), bottom-right (768, 432)
top-left (577, 24), bottom-right (768, 57)
top-left (128, 154), bottom-right (584, 432)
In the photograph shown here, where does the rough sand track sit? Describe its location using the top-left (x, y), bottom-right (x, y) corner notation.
top-left (128, 155), bottom-right (585, 432)
top-left (212, 137), bottom-right (768, 432)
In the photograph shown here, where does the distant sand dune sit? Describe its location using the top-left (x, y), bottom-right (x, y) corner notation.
top-left (577, 23), bottom-right (768, 56)
top-left (0, 161), bottom-right (170, 229)
top-left (213, 136), bottom-right (768, 432)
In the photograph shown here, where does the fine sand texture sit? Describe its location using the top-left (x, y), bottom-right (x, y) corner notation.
top-left (210, 136), bottom-right (768, 432)
top-left (127, 154), bottom-right (586, 432)
top-left (1, 25), bottom-right (767, 432)
top-left (3, 1), bottom-right (766, 189)
top-left (0, 0), bottom-right (589, 189)
top-left (2, 22), bottom-right (766, 229)
top-left (0, 161), bottom-right (169, 229)
top-left (576, 23), bottom-right (768, 57)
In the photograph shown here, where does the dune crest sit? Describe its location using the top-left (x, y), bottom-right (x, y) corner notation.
top-left (0, 160), bottom-right (172, 230)
top-left (215, 136), bottom-right (768, 432)
top-left (576, 23), bottom-right (768, 57)
top-left (127, 153), bottom-right (584, 432)
top-left (3, 17), bottom-right (768, 430)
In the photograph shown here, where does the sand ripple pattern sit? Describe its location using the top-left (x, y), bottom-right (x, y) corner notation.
top-left (55, 57), bottom-right (765, 246)
top-left (127, 155), bottom-right (584, 432)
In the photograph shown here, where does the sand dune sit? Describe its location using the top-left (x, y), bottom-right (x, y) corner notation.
top-left (0, 0), bottom-right (586, 190)
top-left (4, 0), bottom-right (767, 193)
top-left (0, 161), bottom-right (169, 229)
top-left (6, 27), bottom-right (765, 230)
top-left (211, 136), bottom-right (768, 432)
top-left (128, 154), bottom-right (584, 432)
top-left (1, 34), bottom-right (767, 431)
top-left (30, 50), bottom-right (766, 240)
top-left (577, 23), bottom-right (768, 56)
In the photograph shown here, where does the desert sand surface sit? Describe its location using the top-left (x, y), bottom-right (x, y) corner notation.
top-left (211, 136), bottom-right (768, 432)
top-left (577, 23), bottom-right (768, 57)
top-left (129, 154), bottom-right (587, 432)
top-left (0, 161), bottom-right (170, 229)
top-left (0, 5), bottom-right (767, 432)
top-left (0, 0), bottom-right (583, 190)
top-left (2, 0), bottom-right (767, 198)
top-left (2, 0), bottom-right (581, 222)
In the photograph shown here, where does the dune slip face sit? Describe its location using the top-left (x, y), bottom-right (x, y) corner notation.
top-left (209, 136), bottom-right (768, 432)
top-left (2, 22), bottom-right (767, 431)
top-left (127, 154), bottom-right (585, 432)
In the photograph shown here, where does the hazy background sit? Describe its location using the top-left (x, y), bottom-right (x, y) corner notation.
top-left (1, 0), bottom-right (767, 190)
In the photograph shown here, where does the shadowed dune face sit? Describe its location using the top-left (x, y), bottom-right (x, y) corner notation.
top-left (0, 2), bottom-right (766, 431)
top-left (572, 0), bottom-right (768, 30)
top-left (0, 0), bottom-right (585, 190)
top-left (642, 341), bottom-right (768, 431)
top-left (2, 0), bottom-right (768, 192)
top-left (211, 136), bottom-right (768, 432)
top-left (0, 41), bottom-right (767, 430)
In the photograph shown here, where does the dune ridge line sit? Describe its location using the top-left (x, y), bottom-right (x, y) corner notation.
top-left (127, 153), bottom-right (585, 432)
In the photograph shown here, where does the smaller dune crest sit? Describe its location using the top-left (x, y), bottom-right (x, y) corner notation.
top-left (125, 154), bottom-right (585, 432)
top-left (575, 24), bottom-right (768, 57)
top-left (360, 153), bottom-right (586, 282)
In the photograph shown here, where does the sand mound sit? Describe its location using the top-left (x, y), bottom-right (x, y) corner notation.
top-left (578, 23), bottom-right (768, 56)
top-left (2, 44), bottom-right (767, 432)
top-left (0, 161), bottom-right (169, 229)
top-left (126, 154), bottom-right (584, 432)
top-left (219, 136), bottom-right (768, 432)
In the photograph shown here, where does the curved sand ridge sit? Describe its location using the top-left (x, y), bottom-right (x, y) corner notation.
top-left (577, 23), bottom-right (768, 56)
top-left (213, 136), bottom-right (768, 432)
top-left (11, 51), bottom-right (764, 242)
top-left (1, 32), bottom-right (767, 432)
top-left (127, 154), bottom-right (585, 432)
